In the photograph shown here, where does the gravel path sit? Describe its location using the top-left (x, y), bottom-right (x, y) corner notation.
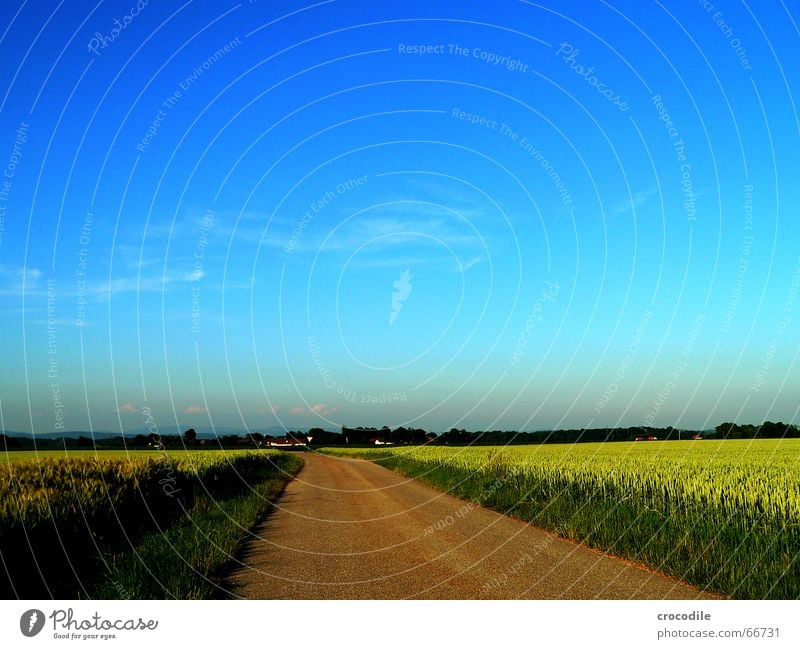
top-left (226, 453), bottom-right (720, 599)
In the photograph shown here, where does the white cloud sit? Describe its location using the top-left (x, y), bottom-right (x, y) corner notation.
top-left (0, 265), bottom-right (44, 296)
top-left (311, 403), bottom-right (339, 416)
top-left (612, 187), bottom-right (659, 216)
top-left (184, 405), bottom-right (207, 414)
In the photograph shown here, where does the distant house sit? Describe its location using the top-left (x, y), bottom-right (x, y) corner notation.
top-left (367, 438), bottom-right (391, 445)
top-left (265, 435), bottom-right (308, 447)
top-left (691, 433), bottom-right (703, 440)
top-left (342, 427), bottom-right (386, 444)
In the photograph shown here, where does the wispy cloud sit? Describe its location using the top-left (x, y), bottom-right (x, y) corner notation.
top-left (346, 255), bottom-right (431, 269)
top-left (0, 264), bottom-right (200, 300)
top-left (116, 402), bottom-right (138, 414)
top-left (311, 403), bottom-right (339, 415)
top-left (265, 208), bottom-right (487, 259)
top-left (91, 271), bottom-right (201, 297)
top-left (184, 404), bottom-right (207, 414)
top-left (612, 187), bottom-right (659, 217)
top-left (459, 255), bottom-right (485, 272)
top-left (287, 403), bottom-right (339, 416)
top-left (391, 177), bottom-right (502, 222)
top-left (0, 265), bottom-right (44, 296)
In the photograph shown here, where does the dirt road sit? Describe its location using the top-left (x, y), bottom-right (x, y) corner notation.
top-left (225, 453), bottom-right (720, 599)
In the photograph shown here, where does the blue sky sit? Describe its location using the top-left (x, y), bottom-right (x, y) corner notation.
top-left (1, 0), bottom-right (799, 434)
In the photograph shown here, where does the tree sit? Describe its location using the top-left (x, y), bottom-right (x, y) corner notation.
top-left (183, 428), bottom-right (197, 444)
top-left (715, 422), bottom-right (738, 439)
top-left (0, 434), bottom-right (21, 449)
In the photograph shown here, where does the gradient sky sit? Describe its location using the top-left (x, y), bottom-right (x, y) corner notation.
top-left (1, 0), bottom-right (799, 434)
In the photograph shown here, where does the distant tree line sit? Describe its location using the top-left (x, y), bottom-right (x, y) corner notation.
top-left (714, 421), bottom-right (799, 439)
top-left (2, 420), bottom-right (799, 452)
top-left (337, 426), bottom-right (429, 445)
top-left (426, 426), bottom-right (693, 445)
top-left (0, 429), bottom-right (267, 451)
top-left (317, 423), bottom-right (795, 445)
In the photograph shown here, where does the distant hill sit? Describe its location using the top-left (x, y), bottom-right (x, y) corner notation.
top-left (120, 426), bottom-right (294, 438)
top-left (2, 426), bottom-right (304, 439)
top-left (1, 431), bottom-right (119, 439)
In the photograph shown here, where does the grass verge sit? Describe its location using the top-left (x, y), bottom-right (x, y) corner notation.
top-left (92, 455), bottom-right (301, 598)
top-left (0, 450), bottom-right (301, 598)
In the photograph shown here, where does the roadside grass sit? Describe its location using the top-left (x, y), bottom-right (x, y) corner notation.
top-left (93, 461), bottom-right (301, 599)
top-left (0, 450), bottom-right (301, 598)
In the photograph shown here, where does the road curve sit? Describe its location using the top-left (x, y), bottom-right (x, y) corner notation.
top-left (225, 453), bottom-right (720, 599)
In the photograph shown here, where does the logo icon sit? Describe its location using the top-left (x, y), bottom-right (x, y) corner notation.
top-left (390, 269), bottom-right (412, 326)
top-left (20, 609), bottom-right (45, 637)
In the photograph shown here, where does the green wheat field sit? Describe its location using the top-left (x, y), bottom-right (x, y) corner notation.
top-left (0, 449), bottom-right (301, 598)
